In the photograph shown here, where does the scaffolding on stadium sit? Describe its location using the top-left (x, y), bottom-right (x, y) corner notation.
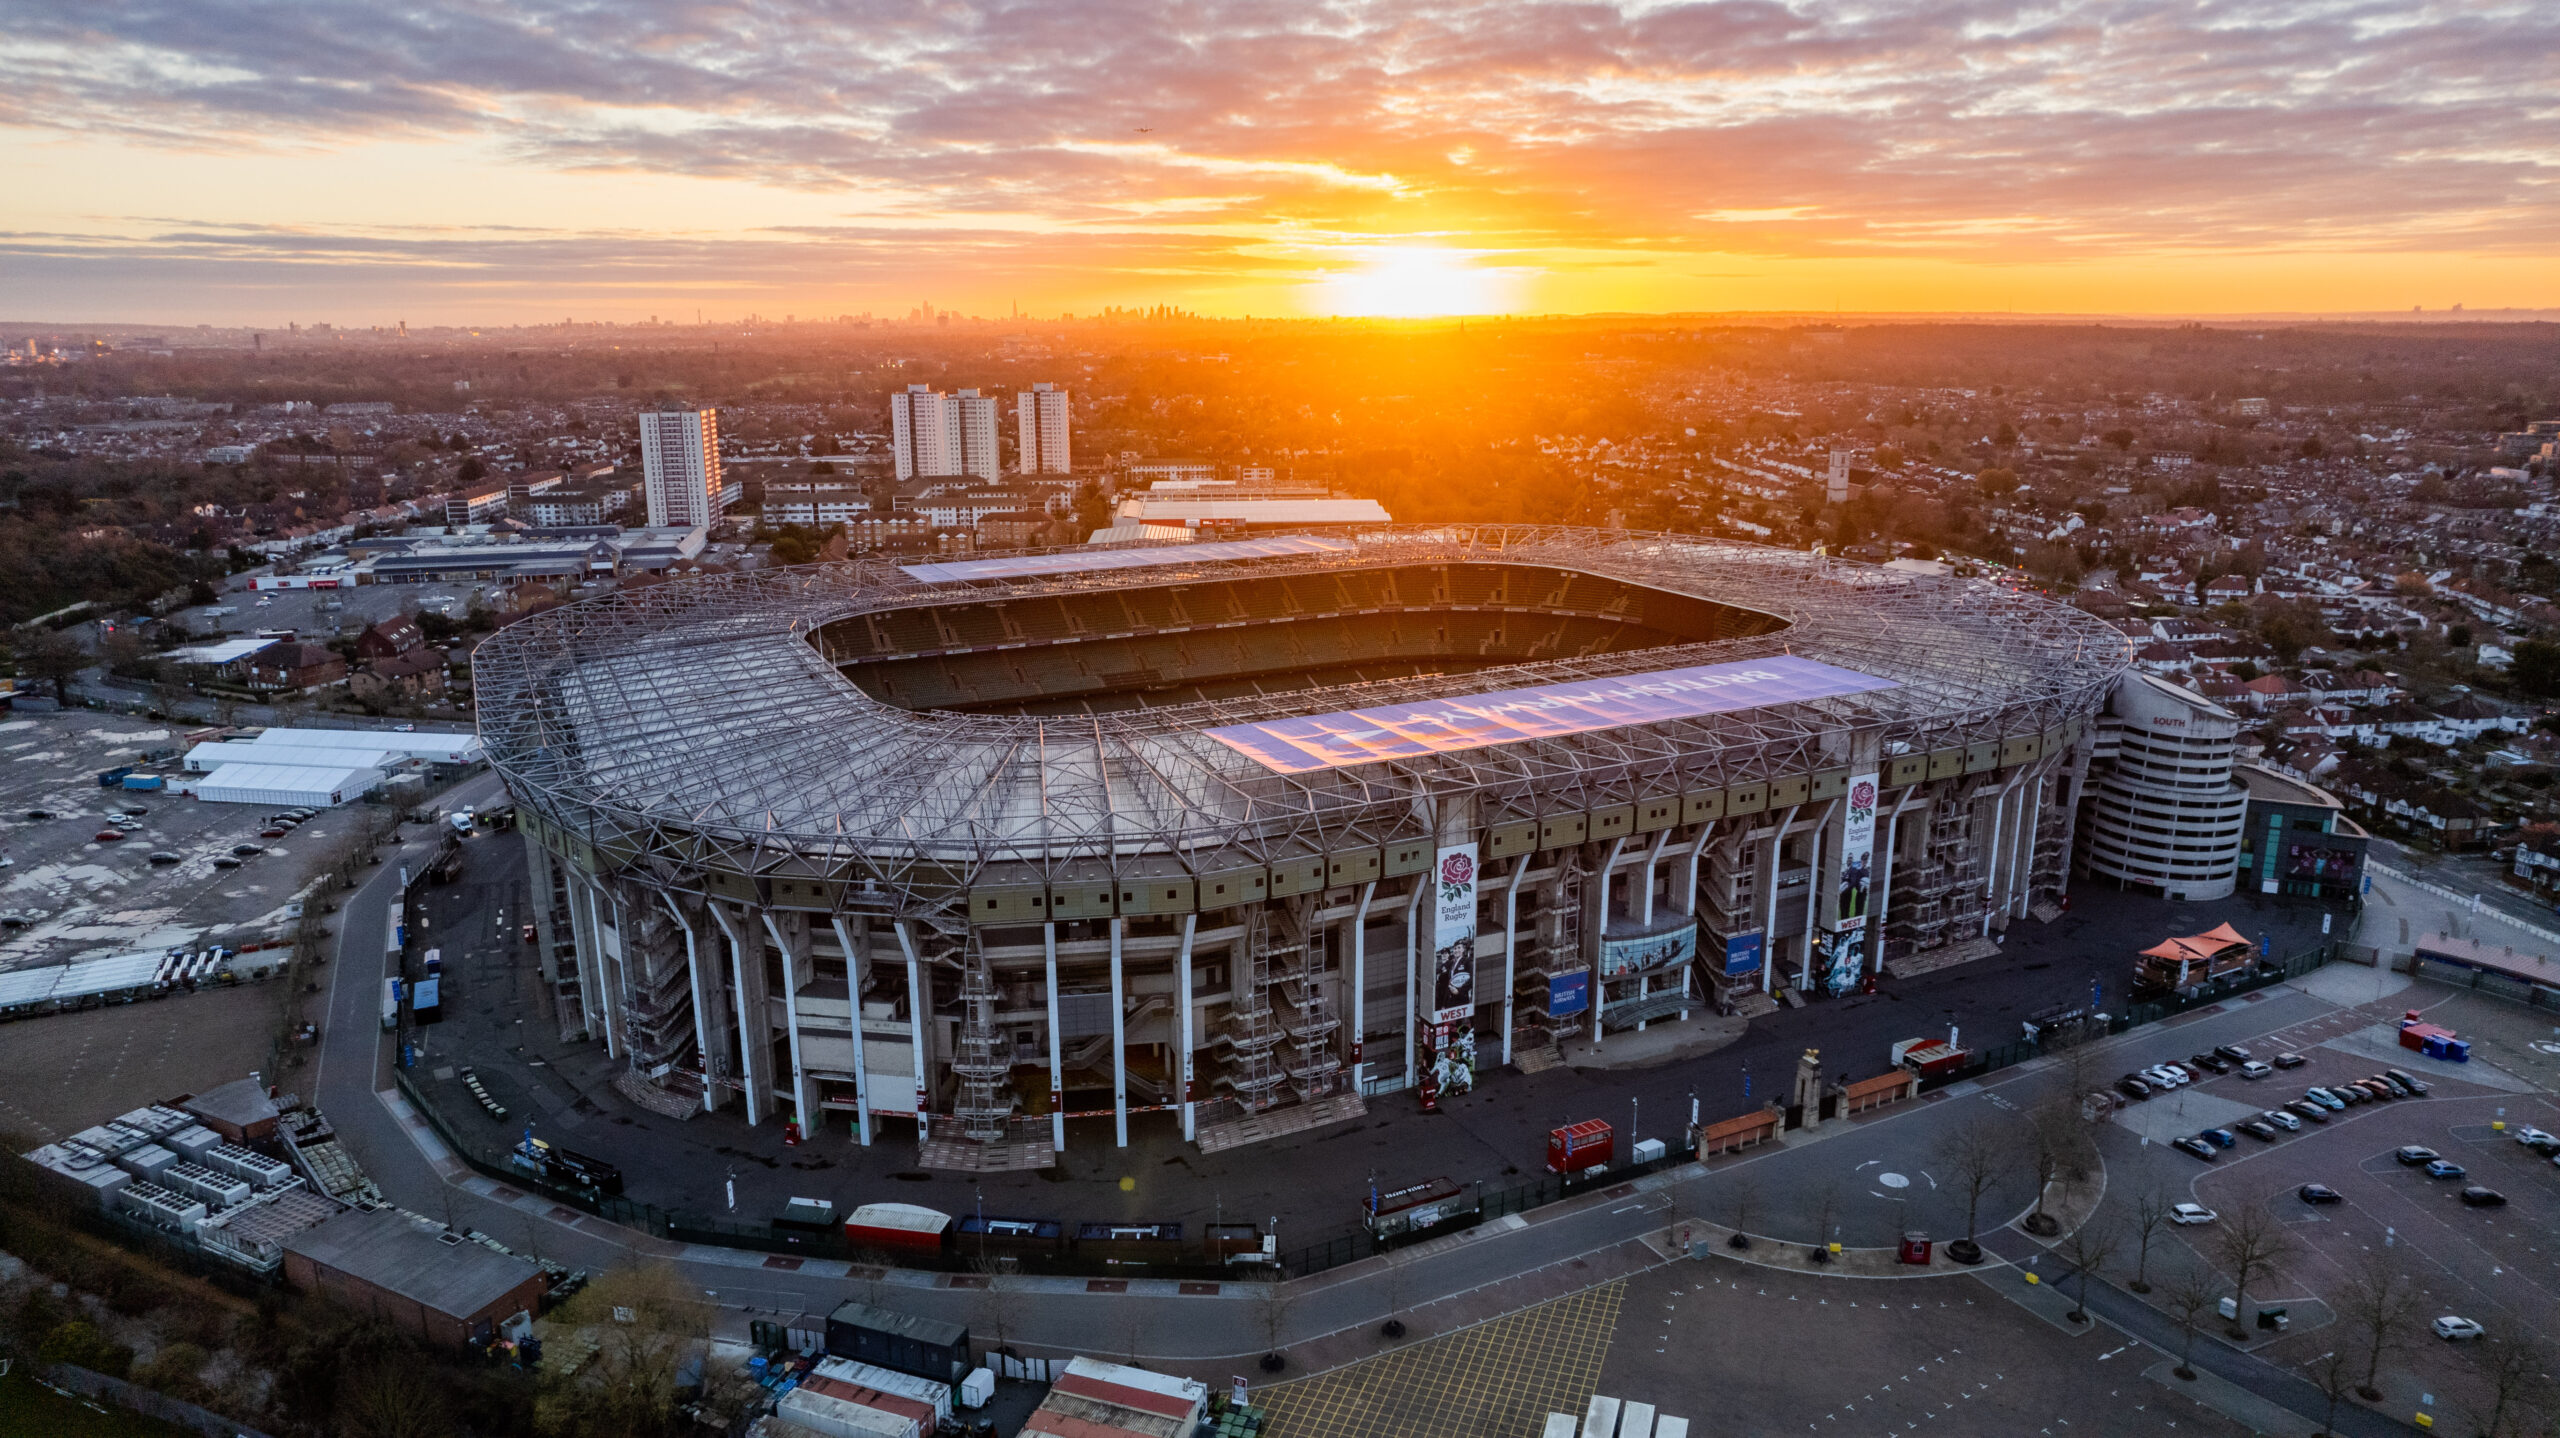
top-left (473, 526), bottom-right (2133, 926)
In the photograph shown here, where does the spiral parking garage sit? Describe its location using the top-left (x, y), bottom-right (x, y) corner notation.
top-left (474, 527), bottom-right (2131, 1164)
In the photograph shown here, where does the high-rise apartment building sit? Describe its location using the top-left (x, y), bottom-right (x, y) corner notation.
top-left (636, 407), bottom-right (724, 529)
top-left (890, 385), bottom-right (999, 482)
top-left (1017, 382), bottom-right (1072, 474)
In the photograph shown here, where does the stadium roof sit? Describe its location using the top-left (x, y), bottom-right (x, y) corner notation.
top-left (475, 527), bottom-right (2131, 897)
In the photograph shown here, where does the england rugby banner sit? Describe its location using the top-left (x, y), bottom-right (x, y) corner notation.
top-left (1832, 771), bottom-right (1879, 933)
top-left (1431, 844), bottom-right (1479, 1025)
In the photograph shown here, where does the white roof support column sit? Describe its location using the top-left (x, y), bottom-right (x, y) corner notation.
top-left (1177, 913), bottom-right (1198, 1142)
top-left (1109, 916), bottom-right (1129, 1148)
top-left (1590, 836), bottom-right (1625, 1047)
top-left (762, 911), bottom-right (814, 1138)
top-left (1982, 771), bottom-right (2026, 936)
top-left (1350, 882), bottom-right (1375, 1088)
top-left (1638, 829), bottom-right (1672, 929)
top-left (1679, 822), bottom-right (1717, 916)
top-left (893, 920), bottom-right (930, 1138)
top-left (2013, 772), bottom-right (2049, 917)
top-left (1869, 787), bottom-right (1922, 977)
top-left (1499, 860), bottom-right (1528, 1066)
top-left (1760, 805), bottom-right (1800, 994)
top-left (828, 916), bottom-right (873, 1146)
top-left (1042, 922), bottom-right (1064, 1153)
top-left (660, 893), bottom-right (717, 1114)
top-left (706, 902), bottom-right (763, 1127)
top-left (1401, 880), bottom-right (1423, 1082)
top-left (1799, 801), bottom-right (1835, 994)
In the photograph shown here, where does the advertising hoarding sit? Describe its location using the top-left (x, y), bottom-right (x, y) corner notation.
top-left (1547, 970), bottom-right (1589, 1017)
top-left (1431, 844), bottom-right (1479, 1025)
top-left (1598, 921), bottom-right (1698, 978)
top-left (1722, 931), bottom-right (1764, 977)
top-left (1202, 655), bottom-right (1900, 775)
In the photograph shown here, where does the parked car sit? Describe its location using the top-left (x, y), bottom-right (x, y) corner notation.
top-left (2423, 1160), bottom-right (2466, 1180)
top-left (2394, 1146), bottom-right (2439, 1166)
top-left (2238, 1119), bottom-right (2279, 1142)
top-left (93, 829), bottom-right (126, 842)
top-left (522, 922), bottom-right (539, 944)
top-left (2384, 1069), bottom-right (2429, 1095)
top-left (2259, 1109), bottom-right (2301, 1132)
top-left (2514, 1126), bottom-right (2559, 1154)
top-left (2212, 1044), bottom-right (2254, 1064)
top-left (2288, 1099), bottom-right (2332, 1124)
top-left (118, 805), bottom-right (149, 817)
top-left (23, 808), bottom-right (56, 821)
top-left (2170, 1203), bottom-right (2218, 1225)
top-left (2173, 1136), bottom-right (2219, 1161)
top-left (2459, 1187), bottom-right (2507, 1208)
top-left (2305, 1089), bottom-right (2346, 1111)
top-left (2374, 1073), bottom-right (2415, 1097)
top-left (2298, 1183), bottom-right (2343, 1204)
top-left (212, 856), bottom-right (241, 869)
top-left (2238, 1060), bottom-right (2274, 1080)
top-left (231, 844), bottom-right (264, 856)
top-left (147, 851), bottom-right (182, 865)
top-left (2143, 1066), bottom-right (2186, 1089)
top-left (260, 828), bottom-right (288, 839)
top-left (2432, 1316), bottom-right (2485, 1341)
top-left (2199, 1128), bottom-right (2238, 1149)
top-left (2189, 1053), bottom-right (2233, 1075)
top-left (2272, 1052), bottom-right (2308, 1069)
top-left (2351, 1079), bottom-right (2394, 1101)
top-left (2116, 1077), bottom-right (2153, 1101)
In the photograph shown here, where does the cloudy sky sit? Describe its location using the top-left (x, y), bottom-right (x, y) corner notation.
top-left (4, 0), bottom-right (2554, 323)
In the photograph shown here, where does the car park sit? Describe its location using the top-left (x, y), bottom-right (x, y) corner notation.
top-left (2259, 1109), bottom-right (2300, 1131)
top-left (2189, 1053), bottom-right (2233, 1075)
top-left (2394, 1146), bottom-right (2439, 1166)
top-left (2238, 1060), bottom-right (2273, 1079)
top-left (2287, 1100), bottom-right (2331, 1124)
top-left (2199, 1127), bottom-right (2237, 1148)
top-left (2238, 1119), bottom-right (2279, 1142)
top-left (2459, 1187), bottom-right (2506, 1208)
top-left (2432, 1316), bottom-right (2485, 1341)
top-left (2423, 1160), bottom-right (2466, 1180)
top-left (2298, 1183), bottom-right (2343, 1204)
top-left (2212, 1045), bottom-right (2254, 1064)
top-left (2272, 1052), bottom-right (2307, 1069)
top-left (2170, 1203), bottom-right (2218, 1225)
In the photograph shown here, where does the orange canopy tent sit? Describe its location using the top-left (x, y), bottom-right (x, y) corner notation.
top-left (2137, 922), bottom-right (2252, 965)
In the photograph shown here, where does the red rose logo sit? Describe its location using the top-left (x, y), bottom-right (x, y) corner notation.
top-left (1441, 854), bottom-right (1474, 886)
top-left (1851, 780), bottom-right (1876, 808)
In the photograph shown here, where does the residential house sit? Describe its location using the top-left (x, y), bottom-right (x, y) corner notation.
top-left (356, 616), bottom-right (426, 663)
top-left (244, 643), bottom-right (347, 694)
top-left (350, 648), bottom-right (447, 705)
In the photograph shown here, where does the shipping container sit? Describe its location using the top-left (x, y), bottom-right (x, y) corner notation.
top-left (844, 1202), bottom-right (952, 1254)
top-left (1547, 1119), bottom-right (1613, 1175)
top-left (952, 1213), bottom-right (1064, 1255)
top-left (120, 774), bottom-right (165, 791)
top-left (775, 1386), bottom-right (918, 1438)
top-left (822, 1304), bottom-right (970, 1387)
top-left (1073, 1220), bottom-right (1185, 1266)
top-left (412, 976), bottom-right (442, 1024)
top-left (814, 1357), bottom-right (955, 1427)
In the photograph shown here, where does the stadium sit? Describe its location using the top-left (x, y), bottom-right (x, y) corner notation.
top-left (475, 527), bottom-right (2132, 1165)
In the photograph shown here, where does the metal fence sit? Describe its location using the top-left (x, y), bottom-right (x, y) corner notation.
top-left (392, 944), bottom-right (2337, 1283)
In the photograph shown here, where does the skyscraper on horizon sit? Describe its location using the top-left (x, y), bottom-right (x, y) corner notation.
top-left (1017, 382), bottom-right (1072, 474)
top-left (637, 406), bottom-right (724, 528)
top-left (891, 384), bottom-right (1000, 482)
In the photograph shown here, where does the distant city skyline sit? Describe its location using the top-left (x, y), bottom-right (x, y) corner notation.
top-left (5, 0), bottom-right (2556, 322)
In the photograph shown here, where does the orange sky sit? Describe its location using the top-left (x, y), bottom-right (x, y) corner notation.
top-left (6, 1), bottom-right (2555, 323)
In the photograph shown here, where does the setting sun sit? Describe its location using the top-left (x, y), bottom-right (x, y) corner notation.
top-left (1320, 247), bottom-right (1511, 318)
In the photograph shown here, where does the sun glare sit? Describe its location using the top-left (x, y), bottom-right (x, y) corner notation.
top-left (1320, 246), bottom-right (1508, 317)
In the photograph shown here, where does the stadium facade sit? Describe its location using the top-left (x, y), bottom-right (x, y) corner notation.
top-left (476, 529), bottom-right (2131, 1160)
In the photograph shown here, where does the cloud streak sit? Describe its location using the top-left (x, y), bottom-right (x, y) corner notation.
top-left (5, 0), bottom-right (2555, 315)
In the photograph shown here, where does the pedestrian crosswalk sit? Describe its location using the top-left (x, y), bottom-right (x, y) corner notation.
top-left (1544, 1392), bottom-right (1690, 1438)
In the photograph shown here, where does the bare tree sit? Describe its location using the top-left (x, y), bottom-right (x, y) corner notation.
top-left (2471, 1337), bottom-right (2555, 1438)
top-left (970, 1263), bottom-right (1025, 1374)
top-left (335, 1363), bottom-right (453, 1438)
top-left (1252, 1270), bottom-right (1294, 1373)
top-left (1808, 1179), bottom-right (1841, 1263)
top-left (1378, 1242), bottom-right (1413, 1338)
top-left (2163, 1269), bottom-right (2218, 1381)
top-left (2022, 1096), bottom-right (2079, 1235)
top-left (2302, 1347), bottom-right (2357, 1438)
top-left (2125, 1188), bottom-right (2173, 1294)
top-left (2053, 1219), bottom-right (2120, 1324)
top-left (2337, 1246), bottom-right (2420, 1402)
top-left (2211, 1202), bottom-right (2294, 1339)
top-left (1726, 1176), bottom-right (1759, 1250)
top-left (1934, 1110), bottom-right (2012, 1253)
